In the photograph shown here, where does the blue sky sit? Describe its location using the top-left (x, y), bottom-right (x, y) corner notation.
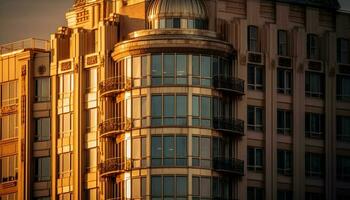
top-left (0, 0), bottom-right (349, 44)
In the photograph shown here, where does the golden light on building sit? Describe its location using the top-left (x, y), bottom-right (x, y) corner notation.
top-left (1, 0), bottom-right (350, 200)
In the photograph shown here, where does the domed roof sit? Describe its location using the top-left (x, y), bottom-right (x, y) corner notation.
top-left (147, 0), bottom-right (208, 20)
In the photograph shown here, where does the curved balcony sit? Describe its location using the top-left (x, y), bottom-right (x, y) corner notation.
top-left (99, 118), bottom-right (131, 138)
top-left (99, 158), bottom-right (132, 177)
top-left (213, 75), bottom-right (244, 95)
top-left (213, 157), bottom-right (244, 176)
top-left (99, 77), bottom-right (131, 97)
top-left (213, 117), bottom-right (244, 136)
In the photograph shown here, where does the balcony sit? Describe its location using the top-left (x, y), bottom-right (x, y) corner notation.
top-left (99, 118), bottom-right (131, 138)
top-left (213, 75), bottom-right (244, 95)
top-left (213, 157), bottom-right (244, 176)
top-left (99, 158), bottom-right (132, 177)
top-left (213, 117), bottom-right (244, 136)
top-left (99, 77), bottom-right (131, 97)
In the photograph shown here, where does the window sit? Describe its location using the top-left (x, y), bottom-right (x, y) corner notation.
top-left (277, 67), bottom-right (292, 95)
top-left (277, 109), bottom-right (292, 135)
top-left (307, 34), bottom-right (320, 60)
top-left (277, 190), bottom-right (293, 200)
top-left (305, 112), bottom-right (324, 139)
top-left (192, 95), bottom-right (211, 127)
top-left (34, 157), bottom-right (50, 181)
top-left (86, 188), bottom-right (98, 200)
top-left (248, 187), bottom-right (264, 200)
top-left (192, 55), bottom-right (212, 87)
top-left (337, 156), bottom-right (350, 181)
top-left (0, 114), bottom-right (18, 140)
top-left (86, 108), bottom-right (98, 133)
top-left (151, 94), bottom-right (188, 126)
top-left (248, 64), bottom-right (264, 90)
top-left (132, 137), bottom-right (147, 168)
top-left (151, 54), bottom-right (188, 86)
top-left (35, 78), bottom-right (51, 102)
top-left (85, 148), bottom-right (97, 172)
top-left (305, 152), bottom-right (324, 178)
top-left (248, 26), bottom-right (259, 52)
top-left (1, 81), bottom-right (17, 106)
top-left (58, 112), bottom-right (73, 138)
top-left (247, 106), bottom-right (263, 131)
top-left (58, 152), bottom-right (73, 178)
top-left (151, 175), bottom-right (188, 199)
top-left (337, 38), bottom-right (350, 64)
top-left (337, 116), bottom-right (350, 143)
top-left (192, 176), bottom-right (211, 199)
top-left (278, 30), bottom-right (288, 56)
top-left (0, 155), bottom-right (17, 183)
top-left (34, 118), bottom-right (50, 141)
top-left (86, 67), bottom-right (98, 92)
top-left (131, 56), bottom-right (148, 87)
top-left (305, 72), bottom-right (324, 98)
top-left (58, 73), bottom-right (74, 97)
top-left (151, 135), bottom-right (187, 167)
top-left (192, 136), bottom-right (211, 168)
top-left (337, 75), bottom-right (350, 101)
top-left (248, 147), bottom-right (263, 172)
top-left (277, 150), bottom-right (292, 176)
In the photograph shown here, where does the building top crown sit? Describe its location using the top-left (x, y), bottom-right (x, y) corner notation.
top-left (147, 0), bottom-right (208, 21)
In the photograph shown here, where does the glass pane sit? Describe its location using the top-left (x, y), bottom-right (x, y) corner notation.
top-left (151, 96), bottom-right (162, 117)
top-left (151, 137), bottom-right (162, 166)
top-left (176, 55), bottom-right (187, 77)
top-left (192, 56), bottom-right (200, 76)
top-left (192, 136), bottom-right (199, 158)
top-left (201, 97), bottom-right (211, 118)
top-left (164, 54), bottom-right (175, 84)
top-left (192, 177), bottom-right (200, 196)
top-left (152, 55), bottom-right (162, 85)
top-left (176, 96), bottom-right (187, 117)
top-left (201, 56), bottom-right (211, 77)
top-left (200, 177), bottom-right (211, 197)
top-left (164, 95), bottom-right (175, 117)
top-left (164, 136), bottom-right (175, 166)
top-left (164, 176), bottom-right (175, 197)
top-left (192, 96), bottom-right (199, 117)
top-left (151, 176), bottom-right (162, 197)
top-left (176, 176), bottom-right (187, 196)
top-left (200, 137), bottom-right (211, 159)
top-left (176, 136), bottom-right (187, 165)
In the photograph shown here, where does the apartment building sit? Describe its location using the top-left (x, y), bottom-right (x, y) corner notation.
top-left (0, 39), bottom-right (51, 199)
top-left (1, 0), bottom-right (350, 199)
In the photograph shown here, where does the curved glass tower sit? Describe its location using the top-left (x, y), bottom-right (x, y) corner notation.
top-left (99, 0), bottom-right (245, 199)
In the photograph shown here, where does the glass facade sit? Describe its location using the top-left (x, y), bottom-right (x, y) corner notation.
top-left (112, 54), bottom-right (233, 89)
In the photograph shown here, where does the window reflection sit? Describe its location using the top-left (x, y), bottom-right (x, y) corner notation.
top-left (151, 94), bottom-right (188, 126)
top-left (151, 135), bottom-right (188, 167)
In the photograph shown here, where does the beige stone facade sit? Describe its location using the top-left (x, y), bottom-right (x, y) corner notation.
top-left (1, 0), bottom-right (350, 200)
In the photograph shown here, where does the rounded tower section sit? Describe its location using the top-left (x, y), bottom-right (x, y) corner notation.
top-left (99, 1), bottom-right (245, 199)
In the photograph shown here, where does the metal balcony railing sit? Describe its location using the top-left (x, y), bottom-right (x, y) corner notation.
top-left (99, 118), bottom-right (131, 138)
top-left (213, 75), bottom-right (244, 95)
top-left (0, 38), bottom-right (50, 55)
top-left (99, 77), bottom-right (131, 97)
top-left (213, 157), bottom-right (244, 176)
top-left (99, 157), bottom-right (132, 177)
top-left (213, 117), bottom-right (244, 136)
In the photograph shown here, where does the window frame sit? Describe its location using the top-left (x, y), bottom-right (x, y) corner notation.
top-left (248, 25), bottom-right (259, 52)
top-left (247, 105), bottom-right (264, 132)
